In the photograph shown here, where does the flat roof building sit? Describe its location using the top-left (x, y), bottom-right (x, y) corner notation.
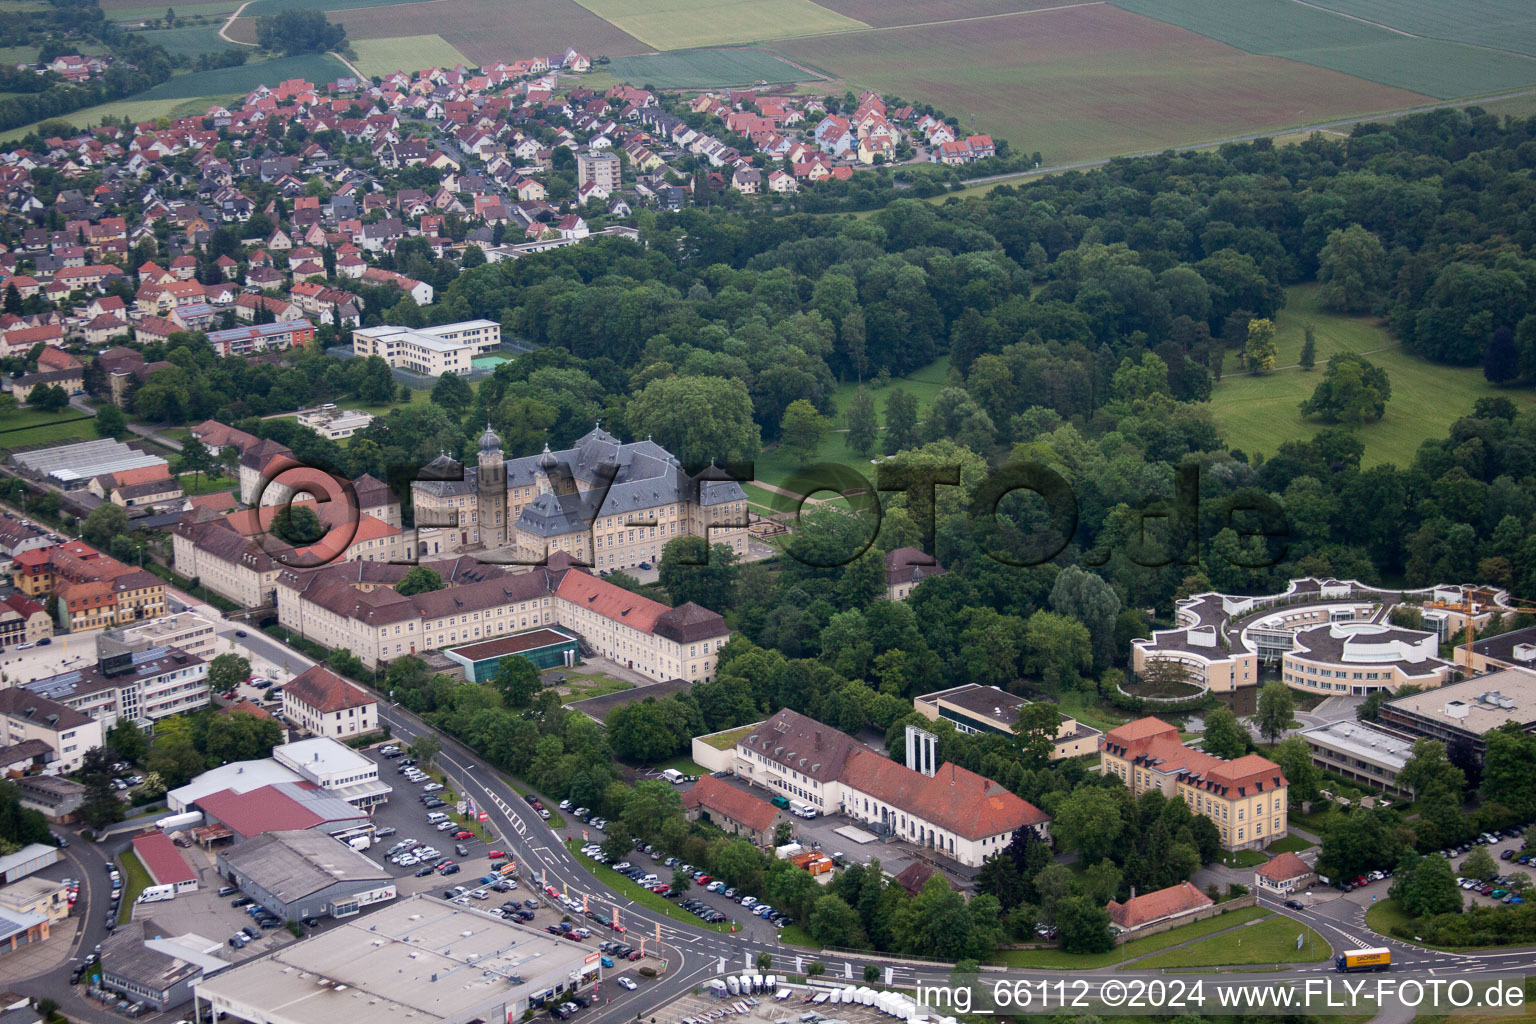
top-left (351, 320), bottom-right (501, 377)
top-left (444, 628), bottom-right (578, 682)
top-left (217, 830), bottom-right (395, 921)
top-left (1463, 625), bottom-right (1536, 674)
top-left (1299, 720), bottom-right (1415, 798)
top-left (1377, 667), bottom-right (1536, 760)
top-left (193, 894), bottom-right (600, 1024)
top-left (272, 738), bottom-right (390, 808)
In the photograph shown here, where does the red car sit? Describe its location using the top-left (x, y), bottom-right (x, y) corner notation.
top-left (626, 950), bottom-right (643, 961)
top-left (454, 830), bottom-right (474, 840)
top-left (488, 850), bottom-right (505, 859)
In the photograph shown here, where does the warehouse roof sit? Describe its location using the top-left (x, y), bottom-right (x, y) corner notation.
top-left (221, 830), bottom-right (389, 903)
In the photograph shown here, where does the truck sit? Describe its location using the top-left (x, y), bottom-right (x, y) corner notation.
top-left (136, 884), bottom-right (176, 904)
top-left (789, 801), bottom-right (817, 819)
top-left (155, 811), bottom-right (204, 832)
top-left (1335, 947), bottom-right (1391, 972)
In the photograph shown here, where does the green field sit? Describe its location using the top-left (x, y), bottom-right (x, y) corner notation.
top-left (606, 47), bottom-right (816, 88)
top-left (999, 905), bottom-right (1270, 969)
top-left (350, 34), bottom-right (470, 77)
top-left (570, 0), bottom-right (865, 50)
top-left (0, 411), bottom-right (97, 454)
top-left (0, 45), bottom-right (38, 63)
top-left (1133, 913), bottom-right (1330, 968)
top-left (1207, 285), bottom-right (1536, 469)
top-left (1265, 834), bottom-right (1316, 855)
top-left (134, 52), bottom-right (350, 99)
top-left (107, 0), bottom-right (236, 19)
top-left (1290, 0), bottom-right (1536, 60)
top-left (0, 93), bottom-right (237, 141)
top-left (1112, 0), bottom-right (1536, 99)
top-left (132, 22), bottom-right (244, 56)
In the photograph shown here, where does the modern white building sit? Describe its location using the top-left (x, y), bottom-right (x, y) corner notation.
top-left (272, 738), bottom-right (391, 809)
top-left (0, 688), bottom-right (104, 774)
top-left (350, 320), bottom-right (501, 376)
top-left (111, 612), bottom-right (220, 660)
top-left (296, 405), bottom-right (375, 440)
top-left (23, 638), bottom-right (208, 727)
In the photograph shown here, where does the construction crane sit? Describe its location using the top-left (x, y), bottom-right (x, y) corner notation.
top-left (1458, 592), bottom-right (1536, 668)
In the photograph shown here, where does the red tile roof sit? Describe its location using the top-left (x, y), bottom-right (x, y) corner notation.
top-left (1103, 717), bottom-right (1287, 796)
top-left (131, 830), bottom-right (197, 885)
top-left (1255, 851), bottom-right (1313, 882)
top-left (683, 776), bottom-right (782, 833)
top-left (1106, 881), bottom-right (1212, 929)
top-left (284, 665), bottom-right (374, 714)
top-left (554, 570), bottom-right (668, 634)
top-left (843, 749), bottom-right (1048, 840)
top-left (193, 783), bottom-right (343, 838)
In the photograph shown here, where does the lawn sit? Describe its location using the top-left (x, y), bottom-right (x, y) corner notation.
top-left (566, 840), bottom-right (733, 933)
top-left (0, 408), bottom-right (93, 433)
top-left (1207, 285), bottom-right (1536, 468)
top-left (1364, 897), bottom-right (1416, 941)
top-left (1266, 834), bottom-right (1316, 855)
top-left (650, 754), bottom-right (711, 776)
top-left (559, 676), bottom-right (635, 704)
top-left (570, 0), bottom-right (866, 50)
top-left (606, 47), bottom-right (818, 88)
top-left (0, 419), bottom-right (98, 454)
top-left (778, 3), bottom-right (1432, 166)
top-left (1218, 848), bottom-right (1269, 868)
top-left (777, 922), bottom-right (816, 947)
top-left (1133, 913), bottom-right (1330, 968)
top-left (116, 849), bottom-right (153, 924)
top-left (0, 45), bottom-right (38, 63)
top-left (178, 472), bottom-right (238, 495)
top-left (999, 904), bottom-right (1270, 969)
top-left (1111, 0), bottom-right (1536, 99)
top-left (350, 35), bottom-right (471, 77)
top-left (751, 356), bottom-right (953, 494)
top-left (335, 387), bottom-right (432, 417)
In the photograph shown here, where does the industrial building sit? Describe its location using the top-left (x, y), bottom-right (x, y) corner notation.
top-left (217, 830), bottom-right (394, 921)
top-left (193, 895), bottom-right (600, 1024)
top-left (0, 844), bottom-right (60, 884)
top-left (444, 628), bottom-right (578, 682)
top-left (98, 921), bottom-right (229, 1011)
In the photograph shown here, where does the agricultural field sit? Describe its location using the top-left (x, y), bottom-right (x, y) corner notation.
top-left (1207, 286), bottom-right (1536, 469)
top-left (132, 52), bottom-right (349, 99)
top-left (1304, 0), bottom-right (1536, 58)
top-left (326, 0), bottom-right (648, 63)
top-left (606, 47), bottom-right (815, 89)
top-left (778, 4), bottom-right (1431, 165)
top-left (350, 34), bottom-right (471, 76)
top-left (241, 0), bottom-right (422, 17)
top-left (0, 45), bottom-right (39, 64)
top-left (0, 93), bottom-right (236, 142)
top-left (1111, 0), bottom-right (1536, 99)
top-left (569, 0), bottom-right (865, 50)
top-left (132, 22), bottom-right (244, 55)
top-left (805, 0), bottom-right (1077, 29)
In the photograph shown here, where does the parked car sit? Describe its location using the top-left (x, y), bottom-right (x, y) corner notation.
top-left (617, 977), bottom-right (637, 990)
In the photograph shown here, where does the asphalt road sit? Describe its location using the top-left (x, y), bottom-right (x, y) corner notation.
top-left (23, 618), bottom-right (1536, 1024)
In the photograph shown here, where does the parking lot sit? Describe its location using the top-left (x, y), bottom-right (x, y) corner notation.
top-left (1443, 826), bottom-right (1535, 908)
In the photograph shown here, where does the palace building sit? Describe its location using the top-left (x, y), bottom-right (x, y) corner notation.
top-left (411, 425), bottom-right (749, 571)
top-left (1100, 717), bottom-right (1287, 851)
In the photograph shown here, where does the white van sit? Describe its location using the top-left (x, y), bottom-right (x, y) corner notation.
top-left (137, 884), bottom-right (176, 904)
top-left (660, 768), bottom-right (685, 785)
top-left (789, 801), bottom-right (817, 819)
top-left (426, 812), bottom-right (449, 825)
